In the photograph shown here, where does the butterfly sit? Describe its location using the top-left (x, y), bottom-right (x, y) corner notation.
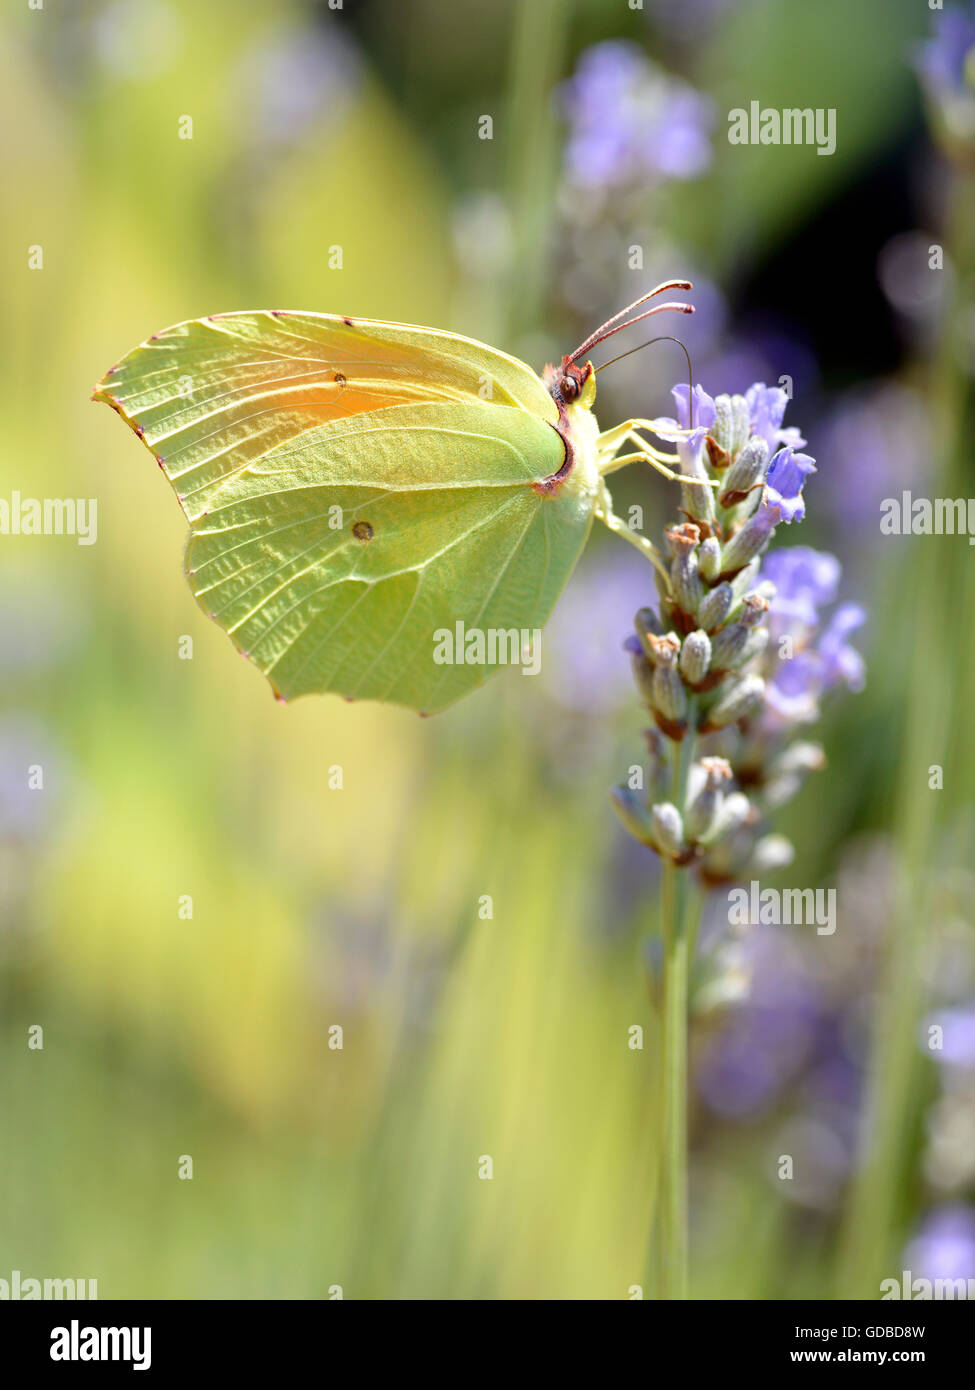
top-left (92, 280), bottom-right (700, 713)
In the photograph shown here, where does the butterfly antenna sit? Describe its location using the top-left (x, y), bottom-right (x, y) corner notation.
top-left (567, 280), bottom-right (694, 365)
top-left (594, 334), bottom-right (696, 428)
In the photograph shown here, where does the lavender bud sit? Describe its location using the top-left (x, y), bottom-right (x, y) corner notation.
top-left (699, 536), bottom-right (721, 582)
top-left (685, 756), bottom-right (733, 841)
top-left (718, 507), bottom-right (777, 575)
top-left (679, 629), bottom-right (712, 684)
top-left (709, 597), bottom-right (767, 670)
top-left (701, 675), bottom-right (765, 731)
top-left (731, 559), bottom-right (763, 601)
top-left (646, 632), bottom-right (681, 668)
top-left (680, 474), bottom-right (717, 528)
top-left (763, 774), bottom-right (803, 809)
top-left (708, 625), bottom-right (747, 671)
top-left (698, 582), bottom-right (734, 632)
top-left (711, 393), bottom-right (750, 459)
top-left (710, 395), bottom-right (732, 455)
top-left (667, 524), bottom-right (704, 615)
top-left (651, 802), bottom-right (686, 859)
top-left (738, 627), bottom-right (770, 668)
top-left (763, 742), bottom-right (826, 805)
top-left (739, 593), bottom-right (770, 627)
top-left (718, 437), bottom-right (769, 507)
top-left (729, 397), bottom-right (751, 456)
top-left (610, 785), bottom-right (656, 846)
top-left (652, 665), bottom-right (688, 723)
top-left (634, 607), bottom-right (664, 648)
top-left (751, 833), bottom-right (795, 873)
top-left (629, 650), bottom-right (656, 705)
top-left (699, 790), bottom-right (752, 844)
top-left (772, 741), bottom-right (827, 777)
top-left (665, 521), bottom-right (700, 558)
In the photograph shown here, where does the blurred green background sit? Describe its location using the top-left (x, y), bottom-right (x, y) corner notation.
top-left (2, 0), bottom-right (974, 1299)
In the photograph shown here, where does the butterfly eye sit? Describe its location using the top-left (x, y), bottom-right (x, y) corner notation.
top-left (352, 520), bottom-right (374, 542)
top-left (552, 358), bottom-right (591, 403)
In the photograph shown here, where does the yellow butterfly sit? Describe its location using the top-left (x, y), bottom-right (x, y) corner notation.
top-left (93, 280), bottom-right (700, 713)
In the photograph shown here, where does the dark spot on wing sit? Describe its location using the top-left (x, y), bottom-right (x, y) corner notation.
top-left (352, 520), bottom-right (374, 542)
top-left (342, 316), bottom-right (353, 326)
top-left (334, 372), bottom-right (347, 389)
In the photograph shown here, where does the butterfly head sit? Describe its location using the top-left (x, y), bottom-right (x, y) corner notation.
top-left (545, 356), bottom-right (596, 410)
top-left (549, 280), bottom-right (695, 413)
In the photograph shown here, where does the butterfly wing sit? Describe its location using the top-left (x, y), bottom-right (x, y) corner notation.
top-left (93, 311), bottom-right (597, 712)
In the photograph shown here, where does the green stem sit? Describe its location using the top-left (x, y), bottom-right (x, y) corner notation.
top-left (658, 715), bottom-right (696, 1300)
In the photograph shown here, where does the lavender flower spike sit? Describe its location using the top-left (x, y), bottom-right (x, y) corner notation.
top-left (613, 377), bottom-right (863, 889)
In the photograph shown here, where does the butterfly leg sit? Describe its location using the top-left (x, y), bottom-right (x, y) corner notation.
top-left (597, 420), bottom-right (678, 472)
top-left (597, 421), bottom-right (717, 488)
top-left (594, 477), bottom-right (672, 588)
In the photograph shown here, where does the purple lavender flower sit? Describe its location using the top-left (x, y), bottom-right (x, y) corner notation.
top-left (762, 547), bottom-right (841, 627)
top-left (651, 383), bottom-right (716, 484)
top-left (670, 382), bottom-right (717, 432)
top-left (914, 4), bottom-right (975, 150)
top-left (562, 41), bottom-right (714, 190)
top-left (817, 604), bottom-right (868, 691)
top-left (904, 1204), bottom-right (975, 1282)
top-left (760, 546), bottom-right (866, 725)
top-left (765, 447), bottom-right (816, 524)
top-left (915, 5), bottom-right (975, 99)
top-left (745, 383), bottom-right (807, 457)
top-left (763, 586), bottom-right (866, 726)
